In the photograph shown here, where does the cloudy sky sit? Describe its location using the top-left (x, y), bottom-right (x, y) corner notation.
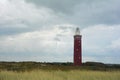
top-left (0, 0), bottom-right (120, 64)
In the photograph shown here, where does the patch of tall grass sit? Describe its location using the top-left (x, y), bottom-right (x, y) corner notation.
top-left (0, 70), bottom-right (120, 80)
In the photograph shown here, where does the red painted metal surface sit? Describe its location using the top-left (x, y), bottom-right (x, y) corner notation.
top-left (74, 35), bottom-right (82, 66)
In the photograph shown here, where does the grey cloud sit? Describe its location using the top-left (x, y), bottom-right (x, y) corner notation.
top-left (0, 0), bottom-right (63, 36)
top-left (65, 0), bottom-right (120, 26)
top-left (0, 27), bottom-right (27, 36)
top-left (26, 0), bottom-right (120, 26)
top-left (25, 0), bottom-right (82, 14)
top-left (0, 20), bottom-right (36, 36)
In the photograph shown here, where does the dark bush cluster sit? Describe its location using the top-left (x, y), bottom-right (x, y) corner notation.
top-left (0, 61), bottom-right (120, 72)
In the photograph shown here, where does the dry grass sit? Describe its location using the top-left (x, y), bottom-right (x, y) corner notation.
top-left (0, 70), bottom-right (120, 80)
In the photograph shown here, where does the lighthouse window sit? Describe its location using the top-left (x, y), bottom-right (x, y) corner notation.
top-left (76, 49), bottom-right (78, 51)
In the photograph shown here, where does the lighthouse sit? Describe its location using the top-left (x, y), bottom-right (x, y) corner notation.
top-left (74, 28), bottom-right (82, 66)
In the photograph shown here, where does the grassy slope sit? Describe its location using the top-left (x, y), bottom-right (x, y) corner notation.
top-left (0, 70), bottom-right (120, 80)
top-left (0, 62), bottom-right (120, 80)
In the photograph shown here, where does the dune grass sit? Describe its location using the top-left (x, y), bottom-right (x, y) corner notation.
top-left (0, 70), bottom-right (120, 80)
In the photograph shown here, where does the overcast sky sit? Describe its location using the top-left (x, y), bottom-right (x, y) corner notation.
top-left (0, 0), bottom-right (120, 64)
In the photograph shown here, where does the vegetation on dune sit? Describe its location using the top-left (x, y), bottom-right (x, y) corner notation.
top-left (0, 70), bottom-right (120, 80)
top-left (0, 62), bottom-right (120, 80)
top-left (0, 62), bottom-right (120, 71)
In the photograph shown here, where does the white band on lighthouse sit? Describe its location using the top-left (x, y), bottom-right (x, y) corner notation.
top-left (75, 27), bottom-right (80, 35)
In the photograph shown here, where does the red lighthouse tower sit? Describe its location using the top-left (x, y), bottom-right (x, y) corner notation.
top-left (74, 28), bottom-right (82, 66)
